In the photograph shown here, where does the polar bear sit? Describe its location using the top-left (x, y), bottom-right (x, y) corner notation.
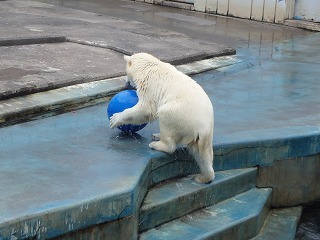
top-left (110, 53), bottom-right (214, 183)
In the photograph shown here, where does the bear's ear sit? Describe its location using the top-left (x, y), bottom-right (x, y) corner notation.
top-left (124, 55), bottom-right (132, 67)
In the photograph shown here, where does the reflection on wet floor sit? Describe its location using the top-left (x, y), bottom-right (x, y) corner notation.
top-left (193, 43), bottom-right (320, 139)
top-left (36, 0), bottom-right (311, 50)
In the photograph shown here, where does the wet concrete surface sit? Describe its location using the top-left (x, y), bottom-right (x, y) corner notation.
top-left (0, 0), bottom-right (234, 99)
top-left (36, 0), bottom-right (310, 48)
top-left (0, 0), bottom-right (320, 238)
top-left (196, 33), bottom-right (320, 141)
top-left (296, 201), bottom-right (320, 240)
top-left (1, 30), bottom-right (320, 238)
top-left (0, 104), bottom-right (154, 222)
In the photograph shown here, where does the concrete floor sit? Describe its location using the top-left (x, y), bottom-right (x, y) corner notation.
top-left (37, 0), bottom-right (310, 48)
top-left (0, 0), bottom-right (234, 99)
top-left (0, 0), bottom-right (320, 239)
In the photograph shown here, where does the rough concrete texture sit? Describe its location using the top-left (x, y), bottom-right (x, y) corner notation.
top-left (0, 105), bottom-right (154, 239)
top-left (253, 207), bottom-right (302, 240)
top-left (258, 154), bottom-right (320, 207)
top-left (0, 0), bottom-right (319, 239)
top-left (140, 188), bottom-right (272, 240)
top-left (0, 55), bottom-right (239, 127)
top-left (139, 168), bottom-right (257, 232)
top-left (35, 0), bottom-right (309, 48)
top-left (52, 216), bottom-right (136, 240)
top-left (0, 43), bottom-right (125, 99)
top-left (0, 77), bottom-right (126, 126)
top-left (0, 0), bottom-right (234, 99)
top-left (285, 19), bottom-right (320, 32)
top-left (2, 33), bottom-right (320, 234)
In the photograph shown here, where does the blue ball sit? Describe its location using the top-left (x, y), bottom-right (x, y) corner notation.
top-left (107, 90), bottom-right (147, 133)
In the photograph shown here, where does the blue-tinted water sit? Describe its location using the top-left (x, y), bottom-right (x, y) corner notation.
top-left (295, 202), bottom-right (320, 240)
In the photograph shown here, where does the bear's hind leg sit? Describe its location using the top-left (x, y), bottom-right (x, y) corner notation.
top-left (149, 138), bottom-right (176, 154)
top-left (188, 142), bottom-right (214, 184)
top-left (195, 150), bottom-right (214, 183)
top-left (150, 105), bottom-right (179, 153)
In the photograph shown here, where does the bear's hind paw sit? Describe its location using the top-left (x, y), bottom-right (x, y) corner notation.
top-left (151, 133), bottom-right (161, 141)
top-left (194, 173), bottom-right (215, 184)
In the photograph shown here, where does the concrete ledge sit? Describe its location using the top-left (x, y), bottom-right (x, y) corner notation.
top-left (150, 126), bottom-right (320, 207)
top-left (0, 77), bottom-right (126, 127)
top-left (1, 48), bottom-right (319, 238)
top-left (214, 126), bottom-right (320, 170)
top-left (285, 19), bottom-right (320, 31)
top-left (0, 55), bottom-right (240, 128)
top-left (151, 0), bottom-right (195, 10)
top-left (0, 125), bottom-right (317, 239)
top-left (253, 207), bottom-right (302, 240)
top-left (1, 32), bottom-right (320, 238)
top-left (68, 38), bottom-right (236, 65)
top-left (0, 35), bottom-right (67, 46)
top-left (52, 216), bottom-right (136, 240)
top-left (0, 0), bottom-right (236, 100)
top-left (0, 191), bottom-right (134, 239)
top-left (0, 42), bottom-right (126, 101)
top-left (0, 105), bottom-right (319, 239)
top-left (140, 188), bottom-right (272, 239)
top-left (139, 168), bottom-right (257, 232)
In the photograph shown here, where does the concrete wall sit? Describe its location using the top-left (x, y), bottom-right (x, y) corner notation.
top-left (144, 0), bottom-right (296, 24)
top-left (258, 154), bottom-right (320, 207)
top-left (194, 0), bottom-right (295, 23)
top-left (294, 0), bottom-right (320, 22)
top-left (143, 0), bottom-right (320, 24)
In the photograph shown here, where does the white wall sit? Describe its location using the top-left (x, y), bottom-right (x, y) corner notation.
top-left (193, 0), bottom-right (295, 23)
top-left (144, 0), bottom-right (320, 24)
top-left (294, 0), bottom-right (320, 22)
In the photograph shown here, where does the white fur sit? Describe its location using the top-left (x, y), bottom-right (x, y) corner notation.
top-left (110, 53), bottom-right (214, 183)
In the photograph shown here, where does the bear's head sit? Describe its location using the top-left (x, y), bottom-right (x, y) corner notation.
top-left (124, 53), bottom-right (160, 89)
top-left (124, 55), bottom-right (135, 89)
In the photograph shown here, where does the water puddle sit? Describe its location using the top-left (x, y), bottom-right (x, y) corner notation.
top-left (295, 201), bottom-right (320, 240)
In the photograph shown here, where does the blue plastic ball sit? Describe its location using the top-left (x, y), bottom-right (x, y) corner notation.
top-left (107, 90), bottom-right (147, 133)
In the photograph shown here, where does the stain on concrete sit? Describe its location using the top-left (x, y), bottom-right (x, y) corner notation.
top-left (0, 67), bottom-right (40, 81)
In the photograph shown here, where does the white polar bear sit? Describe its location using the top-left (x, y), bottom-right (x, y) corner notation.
top-left (110, 53), bottom-right (214, 183)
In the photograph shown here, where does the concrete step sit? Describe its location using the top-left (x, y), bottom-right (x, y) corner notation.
top-left (153, 1), bottom-right (195, 10)
top-left (139, 187), bottom-right (272, 240)
top-left (252, 207), bottom-right (302, 240)
top-left (139, 168), bottom-right (257, 232)
top-left (285, 20), bottom-right (320, 32)
top-left (0, 55), bottom-right (239, 128)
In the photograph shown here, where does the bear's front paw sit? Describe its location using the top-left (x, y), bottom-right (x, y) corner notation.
top-left (110, 113), bottom-right (124, 129)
